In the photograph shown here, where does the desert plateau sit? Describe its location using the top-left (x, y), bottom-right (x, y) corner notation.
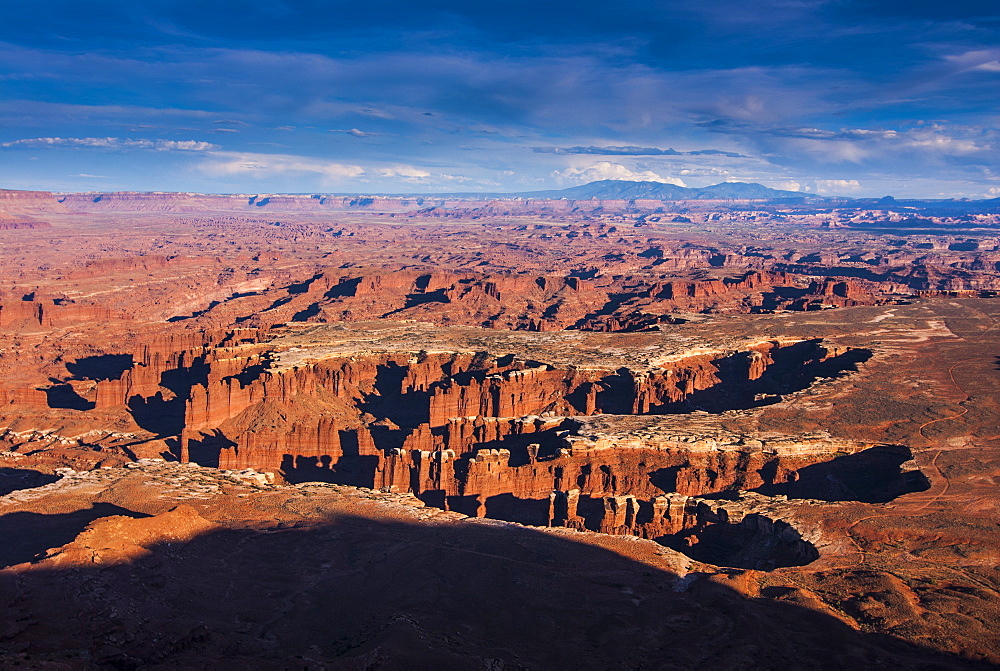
top-left (0, 186), bottom-right (998, 668)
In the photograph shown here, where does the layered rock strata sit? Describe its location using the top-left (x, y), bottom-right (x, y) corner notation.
top-left (44, 325), bottom-right (876, 559)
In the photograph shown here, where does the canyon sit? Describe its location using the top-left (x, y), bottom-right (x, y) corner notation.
top-left (1, 186), bottom-right (999, 668)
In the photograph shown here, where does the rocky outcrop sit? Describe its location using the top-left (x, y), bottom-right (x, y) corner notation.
top-left (38, 504), bottom-right (217, 567)
top-left (0, 301), bottom-right (121, 329)
top-left (215, 267), bottom-right (861, 332)
top-left (0, 189), bottom-right (69, 214)
top-left (159, 338), bottom-right (874, 513)
top-left (44, 327), bottom-right (896, 563)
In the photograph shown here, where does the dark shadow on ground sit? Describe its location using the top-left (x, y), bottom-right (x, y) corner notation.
top-left (660, 341), bottom-right (873, 413)
top-left (656, 514), bottom-right (819, 571)
top-left (128, 358), bottom-right (209, 437)
top-left (758, 285), bottom-right (811, 310)
top-left (0, 468), bottom-right (59, 496)
top-left (128, 392), bottom-right (185, 435)
top-left (452, 426), bottom-right (567, 468)
top-left (43, 383), bottom-right (94, 410)
top-left (278, 429), bottom-right (381, 487)
top-left (0, 512), bottom-right (990, 668)
top-left (756, 444), bottom-right (931, 503)
top-left (185, 429), bottom-right (237, 468)
top-left (562, 342), bottom-right (872, 416)
top-left (66, 354), bottom-right (133, 381)
top-left (291, 302), bottom-right (321, 321)
top-left (402, 287), bottom-right (450, 309)
top-left (648, 465), bottom-right (680, 493)
top-left (357, 362), bottom-right (432, 429)
top-left (167, 301), bottom-right (220, 322)
top-left (0, 503), bottom-right (148, 568)
top-left (280, 452), bottom-right (379, 488)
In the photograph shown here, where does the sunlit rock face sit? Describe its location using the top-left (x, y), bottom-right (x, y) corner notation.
top-left (1, 189), bottom-right (999, 667)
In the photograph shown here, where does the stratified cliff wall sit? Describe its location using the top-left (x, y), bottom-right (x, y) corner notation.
top-left (119, 339), bottom-right (869, 508)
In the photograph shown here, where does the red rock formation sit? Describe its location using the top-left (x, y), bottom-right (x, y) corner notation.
top-left (0, 188), bottom-right (998, 666)
top-left (0, 189), bottom-right (69, 214)
top-left (158, 338), bottom-right (862, 510)
top-left (0, 300), bottom-right (124, 329)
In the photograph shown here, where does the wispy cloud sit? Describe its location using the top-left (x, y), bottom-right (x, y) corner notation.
top-left (814, 179), bottom-right (861, 193)
top-left (1, 137), bottom-right (219, 151)
top-left (198, 151), bottom-right (453, 187)
top-left (198, 151), bottom-right (365, 182)
top-left (0, 1), bottom-right (998, 197)
top-left (328, 128), bottom-right (384, 137)
top-left (534, 145), bottom-right (746, 157)
top-left (940, 50), bottom-right (1000, 76)
top-left (700, 120), bottom-right (998, 170)
top-left (377, 165), bottom-right (431, 179)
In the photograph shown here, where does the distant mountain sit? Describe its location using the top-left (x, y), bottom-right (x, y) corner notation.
top-left (693, 182), bottom-right (806, 200)
top-left (515, 180), bottom-right (811, 201)
top-left (527, 180), bottom-right (694, 200)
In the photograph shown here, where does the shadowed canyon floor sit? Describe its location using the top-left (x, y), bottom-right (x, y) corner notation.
top-left (1, 190), bottom-right (1000, 667)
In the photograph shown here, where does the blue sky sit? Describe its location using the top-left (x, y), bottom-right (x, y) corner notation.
top-left (1, 0), bottom-right (998, 197)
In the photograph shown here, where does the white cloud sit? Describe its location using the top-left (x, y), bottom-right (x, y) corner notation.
top-left (708, 121), bottom-right (997, 171)
top-left (678, 166), bottom-right (731, 177)
top-left (901, 133), bottom-right (984, 155)
top-left (553, 161), bottom-right (686, 186)
top-left (198, 151), bottom-right (365, 182)
top-left (944, 50), bottom-right (1000, 74)
top-left (814, 179), bottom-right (861, 193)
top-left (357, 107), bottom-right (395, 119)
top-left (786, 137), bottom-right (870, 163)
top-left (329, 128), bottom-right (382, 137)
top-left (162, 140), bottom-right (220, 150)
top-left (0, 137), bottom-right (218, 151)
top-left (377, 165), bottom-right (431, 179)
top-left (198, 152), bottom-right (471, 188)
top-left (773, 181), bottom-right (802, 192)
